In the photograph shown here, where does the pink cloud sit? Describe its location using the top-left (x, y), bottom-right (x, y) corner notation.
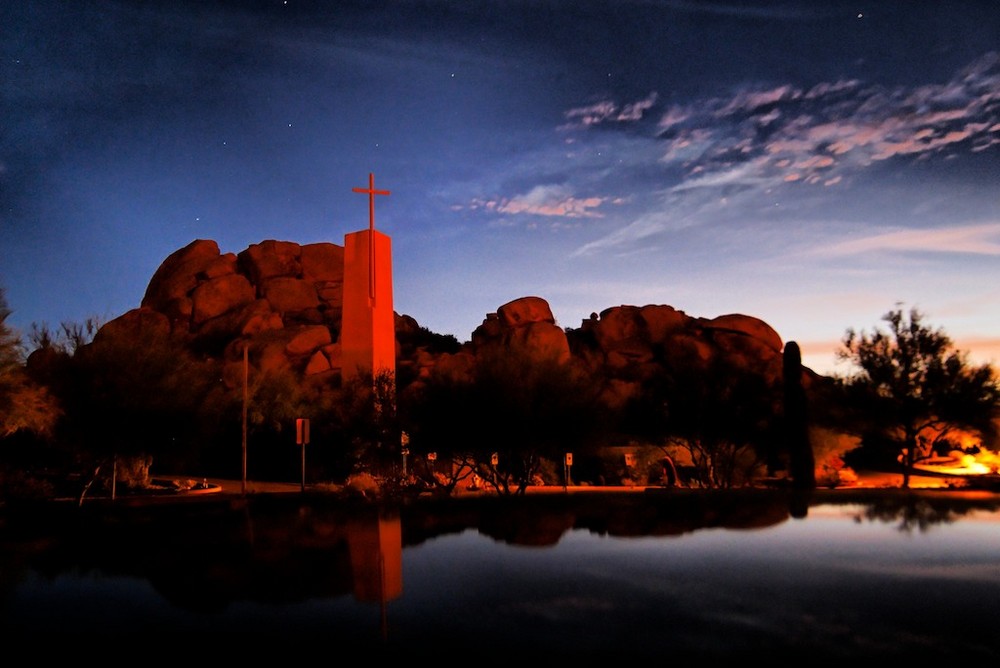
top-left (658, 106), bottom-right (691, 129)
top-left (466, 185), bottom-right (611, 220)
top-left (498, 193), bottom-right (606, 218)
top-left (617, 93), bottom-right (658, 121)
top-left (716, 84), bottom-right (800, 116)
top-left (562, 93), bottom-right (659, 129)
top-left (564, 100), bottom-right (617, 126)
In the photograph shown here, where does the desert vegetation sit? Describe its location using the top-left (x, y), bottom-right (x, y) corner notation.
top-left (1, 283), bottom-right (997, 503)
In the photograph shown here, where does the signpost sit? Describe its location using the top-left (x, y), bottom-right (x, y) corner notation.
top-left (296, 418), bottom-right (310, 492)
top-left (401, 431), bottom-right (410, 477)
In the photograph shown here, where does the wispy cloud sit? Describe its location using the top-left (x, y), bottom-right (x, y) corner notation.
top-left (571, 210), bottom-right (676, 257)
top-left (558, 51), bottom-right (1000, 256)
top-left (669, 161), bottom-right (767, 191)
top-left (816, 222), bottom-right (1000, 257)
top-left (459, 185), bottom-right (610, 219)
top-left (652, 51), bottom-right (1000, 190)
top-left (715, 84), bottom-right (801, 117)
top-left (560, 93), bottom-right (659, 130)
top-left (462, 52), bottom-right (999, 259)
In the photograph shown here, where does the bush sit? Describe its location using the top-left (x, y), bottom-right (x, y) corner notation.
top-left (344, 472), bottom-right (381, 498)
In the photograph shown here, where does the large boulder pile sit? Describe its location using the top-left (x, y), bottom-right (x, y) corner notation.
top-left (570, 304), bottom-right (787, 409)
top-left (471, 296), bottom-right (571, 363)
top-left (106, 239), bottom-right (351, 395)
top-left (141, 239), bottom-right (344, 340)
top-left (95, 238), bottom-right (805, 410)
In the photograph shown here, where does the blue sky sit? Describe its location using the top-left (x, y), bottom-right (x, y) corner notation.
top-left (3, 0), bottom-right (999, 375)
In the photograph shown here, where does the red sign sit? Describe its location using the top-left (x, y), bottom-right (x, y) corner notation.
top-left (296, 418), bottom-right (310, 445)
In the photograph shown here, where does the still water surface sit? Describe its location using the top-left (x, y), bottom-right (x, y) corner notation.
top-left (3, 490), bottom-right (999, 660)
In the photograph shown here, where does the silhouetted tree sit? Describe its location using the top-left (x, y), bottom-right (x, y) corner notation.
top-left (0, 289), bottom-right (65, 500)
top-left (396, 361), bottom-right (484, 495)
top-left (837, 306), bottom-right (1000, 488)
top-left (28, 318), bottom-right (101, 355)
top-left (631, 355), bottom-right (778, 488)
top-left (193, 345), bottom-right (347, 483)
top-left (0, 288), bottom-right (61, 440)
top-left (402, 347), bottom-right (605, 495)
top-left (28, 320), bottom-right (219, 500)
top-left (333, 368), bottom-right (400, 480)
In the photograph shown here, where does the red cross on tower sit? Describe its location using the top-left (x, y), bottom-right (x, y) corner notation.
top-left (352, 172), bottom-right (390, 300)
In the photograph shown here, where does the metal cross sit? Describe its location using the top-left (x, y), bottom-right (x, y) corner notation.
top-left (352, 173), bottom-right (390, 300)
top-left (352, 172), bottom-right (390, 233)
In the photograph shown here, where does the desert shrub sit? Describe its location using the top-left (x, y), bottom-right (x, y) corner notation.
top-left (344, 471), bottom-right (381, 498)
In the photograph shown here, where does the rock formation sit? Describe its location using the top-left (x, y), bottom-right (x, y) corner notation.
top-left (98, 238), bottom-right (812, 408)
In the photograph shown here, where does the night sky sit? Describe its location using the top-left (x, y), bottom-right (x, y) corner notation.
top-left (3, 1), bottom-right (999, 375)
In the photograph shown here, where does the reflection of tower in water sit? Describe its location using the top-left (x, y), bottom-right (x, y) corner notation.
top-left (346, 509), bottom-right (403, 640)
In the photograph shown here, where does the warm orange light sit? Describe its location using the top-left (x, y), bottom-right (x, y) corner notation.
top-left (913, 446), bottom-right (999, 477)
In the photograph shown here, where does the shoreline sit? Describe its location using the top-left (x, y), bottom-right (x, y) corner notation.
top-left (7, 467), bottom-right (997, 512)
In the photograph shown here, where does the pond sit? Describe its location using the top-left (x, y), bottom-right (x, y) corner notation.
top-left (2, 489), bottom-right (999, 660)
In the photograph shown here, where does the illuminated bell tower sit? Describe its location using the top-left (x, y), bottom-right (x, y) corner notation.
top-left (340, 173), bottom-right (396, 382)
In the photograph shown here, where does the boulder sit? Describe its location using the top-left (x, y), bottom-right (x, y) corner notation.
top-left (238, 240), bottom-right (302, 285)
top-left (506, 321), bottom-right (571, 363)
top-left (194, 298), bottom-right (281, 343)
top-left (94, 307), bottom-right (171, 343)
top-left (704, 314), bottom-right (783, 353)
top-left (262, 276), bottom-right (320, 314)
top-left (285, 325), bottom-right (333, 356)
top-left (304, 350), bottom-right (331, 375)
top-left (471, 313), bottom-right (503, 347)
top-left (315, 280), bottom-right (342, 304)
top-left (661, 332), bottom-right (714, 366)
top-left (300, 242), bottom-right (344, 282)
top-left (238, 300), bottom-right (285, 336)
top-left (470, 297), bottom-right (570, 365)
top-left (640, 305), bottom-right (689, 343)
top-left (497, 296), bottom-right (555, 327)
top-left (142, 239), bottom-right (228, 311)
top-left (591, 306), bottom-right (654, 364)
top-left (191, 274), bottom-right (255, 325)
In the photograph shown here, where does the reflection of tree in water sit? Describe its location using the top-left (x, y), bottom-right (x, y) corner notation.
top-left (855, 495), bottom-right (1000, 533)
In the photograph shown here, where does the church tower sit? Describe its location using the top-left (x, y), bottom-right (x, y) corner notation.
top-left (340, 173), bottom-right (395, 382)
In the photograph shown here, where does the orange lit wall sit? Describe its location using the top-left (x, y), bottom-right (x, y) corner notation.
top-left (341, 228), bottom-right (395, 381)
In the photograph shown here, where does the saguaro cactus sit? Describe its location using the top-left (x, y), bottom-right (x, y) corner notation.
top-left (783, 341), bottom-right (816, 489)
